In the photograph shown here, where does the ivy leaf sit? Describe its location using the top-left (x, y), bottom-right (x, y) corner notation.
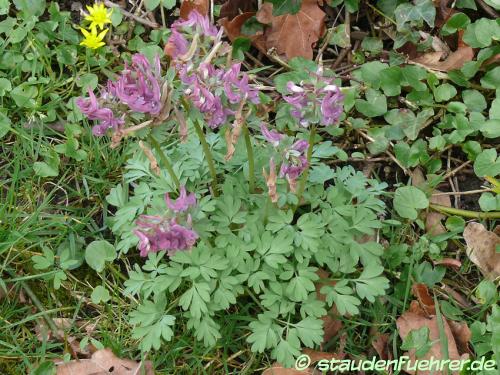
top-left (355, 89), bottom-right (387, 117)
top-left (91, 285), bottom-right (111, 304)
top-left (474, 149), bottom-right (500, 177)
top-left (85, 240), bottom-right (116, 273)
top-left (394, 0), bottom-right (436, 30)
top-left (265, 0), bottom-right (302, 15)
top-left (394, 186), bottom-right (429, 220)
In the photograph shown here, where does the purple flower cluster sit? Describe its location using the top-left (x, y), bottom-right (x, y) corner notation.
top-left (260, 124), bottom-right (309, 192)
top-left (180, 62), bottom-right (259, 128)
top-left (165, 11), bottom-right (219, 59)
top-left (134, 186), bottom-right (199, 257)
top-left (280, 140), bottom-right (309, 190)
top-left (76, 53), bottom-right (163, 136)
top-left (107, 54), bottom-right (162, 115)
top-left (76, 90), bottom-right (125, 136)
top-left (283, 73), bottom-right (344, 127)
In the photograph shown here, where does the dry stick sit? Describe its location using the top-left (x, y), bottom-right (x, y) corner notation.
top-left (443, 160), bottom-right (472, 180)
top-left (432, 188), bottom-right (494, 196)
top-left (104, 1), bottom-right (160, 28)
top-left (355, 129), bottom-right (409, 175)
top-left (477, 0), bottom-right (499, 18)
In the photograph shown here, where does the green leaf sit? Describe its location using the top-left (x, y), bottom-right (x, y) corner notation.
top-left (179, 282), bottom-right (211, 319)
top-left (361, 37), bottom-right (383, 54)
top-left (380, 66), bottom-right (403, 96)
top-left (355, 89), bottom-right (387, 117)
top-left (462, 89), bottom-right (487, 112)
top-left (354, 265), bottom-right (389, 302)
top-left (394, 0), bottom-right (435, 30)
top-left (481, 67), bottom-right (500, 89)
top-left (85, 240), bottom-right (116, 273)
top-left (266, 0), bottom-right (302, 15)
top-left (91, 285), bottom-right (111, 304)
top-left (433, 83), bottom-right (457, 103)
top-left (11, 84), bottom-right (38, 108)
top-left (33, 162), bottom-right (58, 177)
top-left (401, 327), bottom-right (433, 358)
top-left (0, 113), bottom-right (12, 139)
top-left (144, 0), bottom-right (160, 11)
top-left (329, 24), bottom-right (350, 48)
top-left (441, 12), bottom-right (470, 35)
top-left (463, 19), bottom-right (500, 48)
top-left (394, 186), bottom-right (429, 220)
top-left (56, 45), bottom-right (77, 65)
top-left (474, 149), bottom-right (500, 177)
top-left (13, 0), bottom-right (46, 16)
top-left (32, 248), bottom-right (55, 270)
top-left (248, 312), bottom-right (280, 353)
top-left (76, 73), bottom-right (98, 92)
top-left (295, 317), bottom-right (323, 347)
top-left (31, 361), bottom-right (56, 375)
top-left (0, 78), bottom-right (12, 96)
top-left (479, 192), bottom-right (500, 211)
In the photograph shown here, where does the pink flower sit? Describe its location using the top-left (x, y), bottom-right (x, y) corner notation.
top-left (134, 217), bottom-right (198, 257)
top-left (165, 186), bottom-right (197, 213)
top-left (172, 11), bottom-right (218, 37)
top-left (76, 89), bottom-right (124, 136)
top-left (260, 124), bottom-right (284, 147)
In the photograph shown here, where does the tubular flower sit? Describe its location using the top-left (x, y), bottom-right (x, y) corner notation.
top-left (165, 11), bottom-right (220, 60)
top-left (260, 123), bottom-right (284, 147)
top-left (280, 140), bottom-right (309, 192)
top-left (76, 89), bottom-right (124, 135)
top-left (80, 26), bottom-right (108, 49)
top-left (165, 186), bottom-right (197, 213)
top-left (283, 71), bottom-right (344, 127)
top-left (134, 217), bottom-right (198, 257)
top-left (84, 2), bottom-right (113, 30)
top-left (108, 54), bottom-right (162, 114)
top-left (133, 185), bottom-right (199, 257)
top-left (179, 62), bottom-right (259, 128)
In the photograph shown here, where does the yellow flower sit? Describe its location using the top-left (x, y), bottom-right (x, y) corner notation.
top-left (85, 2), bottom-right (112, 30)
top-left (80, 26), bottom-right (108, 49)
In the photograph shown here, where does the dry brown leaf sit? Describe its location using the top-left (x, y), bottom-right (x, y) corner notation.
top-left (55, 348), bottom-right (154, 375)
top-left (220, 0), bottom-right (256, 19)
top-left (315, 269), bottom-right (343, 345)
top-left (255, 0), bottom-right (326, 60)
top-left (179, 0), bottom-right (209, 19)
top-left (397, 312), bottom-right (470, 375)
top-left (411, 283), bottom-right (436, 316)
top-left (302, 348), bottom-right (344, 363)
top-left (262, 362), bottom-right (315, 375)
top-left (220, 12), bottom-right (268, 54)
top-left (411, 47), bottom-right (474, 72)
top-left (463, 222), bottom-right (500, 279)
top-left (371, 333), bottom-right (392, 362)
top-left (36, 318), bottom-right (73, 341)
top-left (426, 192), bottom-right (451, 235)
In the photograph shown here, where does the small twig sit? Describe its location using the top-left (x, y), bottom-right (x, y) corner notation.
top-left (104, 1), bottom-right (160, 28)
top-left (355, 129), bottom-right (409, 175)
top-left (443, 160), bottom-right (472, 180)
top-left (432, 188), bottom-right (494, 197)
top-left (477, 0), bottom-right (499, 18)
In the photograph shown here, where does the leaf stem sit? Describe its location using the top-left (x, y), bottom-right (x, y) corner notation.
top-left (295, 126), bottom-right (316, 209)
top-left (242, 123), bottom-right (255, 193)
top-left (430, 204), bottom-right (500, 219)
top-left (147, 134), bottom-right (180, 189)
top-left (193, 120), bottom-right (219, 197)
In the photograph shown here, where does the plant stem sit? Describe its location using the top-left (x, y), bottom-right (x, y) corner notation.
top-left (193, 120), bottom-right (219, 197)
top-left (295, 126), bottom-right (316, 209)
top-left (430, 204), bottom-right (500, 219)
top-left (242, 123), bottom-right (255, 193)
top-left (147, 134), bottom-right (180, 189)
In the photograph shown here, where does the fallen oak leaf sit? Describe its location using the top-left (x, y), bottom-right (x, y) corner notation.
top-left (397, 311), bottom-right (470, 375)
top-left (179, 0), bottom-right (209, 19)
top-left (371, 333), bottom-right (392, 362)
top-left (220, 12), bottom-right (267, 54)
top-left (256, 0), bottom-right (326, 60)
top-left (55, 348), bottom-right (154, 375)
top-left (463, 222), bottom-right (500, 280)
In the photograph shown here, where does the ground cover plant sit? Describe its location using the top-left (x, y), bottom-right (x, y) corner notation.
top-left (0, 0), bottom-right (499, 374)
